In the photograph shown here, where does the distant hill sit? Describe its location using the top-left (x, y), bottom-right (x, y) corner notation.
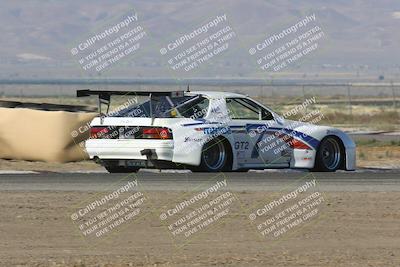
top-left (1, 0), bottom-right (400, 78)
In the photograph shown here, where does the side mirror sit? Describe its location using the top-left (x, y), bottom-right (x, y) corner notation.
top-left (275, 115), bottom-right (285, 125)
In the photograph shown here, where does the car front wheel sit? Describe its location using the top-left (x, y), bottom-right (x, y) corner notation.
top-left (312, 136), bottom-right (343, 172)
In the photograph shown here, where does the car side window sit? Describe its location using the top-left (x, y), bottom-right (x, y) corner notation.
top-left (242, 98), bottom-right (274, 120)
top-left (177, 97), bottom-right (209, 119)
top-left (226, 98), bottom-right (260, 120)
top-left (226, 98), bottom-right (274, 120)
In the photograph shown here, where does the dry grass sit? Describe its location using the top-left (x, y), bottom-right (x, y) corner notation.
top-left (356, 142), bottom-right (400, 168)
top-left (357, 147), bottom-right (400, 168)
top-left (320, 111), bottom-right (398, 131)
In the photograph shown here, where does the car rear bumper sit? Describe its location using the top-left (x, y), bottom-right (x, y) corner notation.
top-left (85, 139), bottom-right (174, 161)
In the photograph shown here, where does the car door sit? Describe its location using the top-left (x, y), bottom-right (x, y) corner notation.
top-left (225, 98), bottom-right (290, 168)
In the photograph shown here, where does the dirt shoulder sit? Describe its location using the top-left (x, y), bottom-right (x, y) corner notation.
top-left (0, 159), bottom-right (103, 172)
top-left (0, 191), bottom-right (399, 267)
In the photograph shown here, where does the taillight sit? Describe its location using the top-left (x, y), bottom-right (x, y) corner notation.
top-left (142, 127), bottom-right (172, 139)
top-left (90, 127), bottom-right (109, 139)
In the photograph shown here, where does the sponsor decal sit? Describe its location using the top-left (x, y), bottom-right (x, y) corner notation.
top-left (203, 126), bottom-right (231, 135)
top-left (184, 137), bottom-right (203, 142)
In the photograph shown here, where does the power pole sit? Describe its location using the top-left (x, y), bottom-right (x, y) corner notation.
top-left (347, 84), bottom-right (353, 124)
top-left (391, 80), bottom-right (397, 109)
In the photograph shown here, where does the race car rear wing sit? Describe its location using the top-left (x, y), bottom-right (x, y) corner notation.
top-left (77, 89), bottom-right (185, 99)
top-left (76, 89), bottom-right (186, 123)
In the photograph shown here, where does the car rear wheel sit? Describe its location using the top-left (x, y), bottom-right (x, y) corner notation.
top-left (104, 166), bottom-right (139, 173)
top-left (192, 138), bottom-right (232, 172)
top-left (313, 136), bottom-right (343, 172)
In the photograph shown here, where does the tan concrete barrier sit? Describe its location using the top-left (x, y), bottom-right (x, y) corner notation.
top-left (0, 107), bottom-right (96, 162)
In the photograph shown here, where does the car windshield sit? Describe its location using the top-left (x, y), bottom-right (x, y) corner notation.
top-left (111, 95), bottom-right (209, 118)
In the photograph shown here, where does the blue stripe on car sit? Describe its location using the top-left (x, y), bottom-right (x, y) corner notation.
top-left (181, 122), bottom-right (320, 150)
top-left (245, 124), bottom-right (320, 150)
top-left (182, 120), bottom-right (221, 127)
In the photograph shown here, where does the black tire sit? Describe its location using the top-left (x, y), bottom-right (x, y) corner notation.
top-left (191, 138), bottom-right (232, 172)
top-left (312, 136), bottom-right (344, 172)
top-left (104, 166), bottom-right (139, 173)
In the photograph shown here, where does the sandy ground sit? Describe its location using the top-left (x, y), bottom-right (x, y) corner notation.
top-left (0, 190), bottom-right (399, 267)
top-left (0, 159), bottom-right (104, 172)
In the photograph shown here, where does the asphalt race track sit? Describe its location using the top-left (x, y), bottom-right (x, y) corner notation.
top-left (1, 169), bottom-right (400, 267)
top-left (1, 170), bottom-right (399, 191)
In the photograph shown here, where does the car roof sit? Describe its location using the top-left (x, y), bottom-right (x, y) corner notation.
top-left (187, 91), bottom-right (246, 98)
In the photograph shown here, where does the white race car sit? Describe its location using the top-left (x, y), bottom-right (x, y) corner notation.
top-left (77, 90), bottom-right (356, 173)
